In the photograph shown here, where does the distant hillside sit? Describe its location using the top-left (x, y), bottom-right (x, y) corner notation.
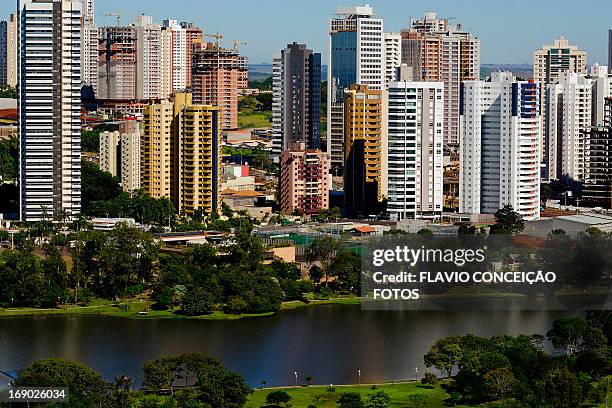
top-left (248, 64), bottom-right (328, 81)
top-left (481, 64), bottom-right (533, 80)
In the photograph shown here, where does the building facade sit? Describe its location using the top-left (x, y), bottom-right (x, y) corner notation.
top-left (460, 72), bottom-right (541, 221)
top-left (134, 15), bottom-right (163, 99)
top-left (272, 43), bottom-right (321, 162)
top-left (279, 143), bottom-right (330, 215)
top-left (533, 37), bottom-right (587, 85)
top-left (383, 32), bottom-right (401, 87)
top-left (98, 25), bottom-right (137, 99)
top-left (387, 81), bottom-right (444, 220)
top-left (0, 14), bottom-right (17, 87)
top-left (547, 72), bottom-right (592, 181)
top-left (19, 0), bottom-right (82, 221)
top-left (343, 84), bottom-right (384, 217)
top-left (401, 12), bottom-right (480, 148)
top-left (142, 100), bottom-right (174, 199)
top-left (81, 0), bottom-right (97, 91)
top-left (100, 121), bottom-right (141, 192)
top-left (192, 43), bottom-right (248, 130)
top-left (142, 93), bottom-right (221, 215)
top-left (327, 4), bottom-right (384, 173)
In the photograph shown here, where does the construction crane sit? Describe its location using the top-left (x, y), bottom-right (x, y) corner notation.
top-left (203, 32), bottom-right (224, 49)
top-left (233, 41), bottom-right (247, 51)
top-left (104, 12), bottom-right (122, 27)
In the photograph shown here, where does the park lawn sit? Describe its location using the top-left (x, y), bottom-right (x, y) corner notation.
top-left (238, 109), bottom-right (272, 129)
top-left (0, 296), bottom-right (361, 320)
top-left (245, 382), bottom-right (478, 408)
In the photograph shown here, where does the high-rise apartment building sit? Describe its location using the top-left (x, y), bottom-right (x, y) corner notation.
top-left (533, 37), bottom-right (587, 85)
top-left (81, 0), bottom-right (97, 91)
top-left (163, 20), bottom-right (187, 92)
top-left (547, 72), bottom-right (592, 181)
top-left (181, 21), bottom-right (202, 90)
top-left (328, 4), bottom-right (384, 173)
top-left (460, 72), bottom-right (541, 221)
top-left (99, 121), bottom-right (141, 192)
top-left (582, 98), bottom-right (612, 208)
top-left (279, 143), bottom-right (330, 216)
top-left (192, 43), bottom-right (248, 130)
top-left (134, 15), bottom-right (163, 99)
top-left (387, 81), bottom-right (444, 220)
top-left (589, 64), bottom-right (612, 127)
top-left (98, 25), bottom-right (137, 99)
top-left (0, 14), bottom-right (17, 87)
top-left (272, 43), bottom-right (321, 162)
top-left (343, 85), bottom-right (384, 217)
top-left (18, 0), bottom-right (82, 221)
top-left (142, 93), bottom-right (221, 214)
top-left (400, 12), bottom-right (480, 148)
top-left (534, 37), bottom-right (587, 177)
top-left (142, 100), bottom-right (174, 199)
top-left (384, 32), bottom-right (402, 87)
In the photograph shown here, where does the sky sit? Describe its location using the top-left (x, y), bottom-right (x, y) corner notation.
top-left (4, 0), bottom-right (612, 65)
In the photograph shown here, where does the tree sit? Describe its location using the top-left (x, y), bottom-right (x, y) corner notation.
top-left (305, 236), bottom-right (340, 286)
top-left (490, 205), bottom-right (524, 234)
top-left (265, 390), bottom-right (291, 406)
top-left (407, 393), bottom-right (428, 408)
top-left (544, 368), bottom-right (584, 408)
top-left (14, 359), bottom-right (110, 406)
top-left (181, 287), bottom-right (215, 316)
top-left (484, 368), bottom-right (517, 402)
top-left (540, 183), bottom-right (553, 204)
top-left (329, 250), bottom-right (361, 294)
top-left (305, 375), bottom-right (313, 386)
top-left (366, 391), bottom-right (391, 408)
top-left (424, 336), bottom-right (463, 378)
top-left (546, 317), bottom-right (588, 356)
top-left (338, 392), bottom-right (364, 408)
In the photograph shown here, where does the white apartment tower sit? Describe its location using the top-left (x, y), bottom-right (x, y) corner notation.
top-left (327, 4), bottom-right (384, 173)
top-left (81, 0), bottom-right (97, 91)
top-left (163, 19), bottom-right (187, 92)
top-left (460, 73), bottom-right (541, 221)
top-left (589, 64), bottom-right (612, 127)
top-left (384, 32), bottom-right (402, 87)
top-left (134, 15), bottom-right (163, 99)
top-left (547, 72), bottom-right (592, 181)
top-left (387, 81), bottom-right (444, 220)
top-left (19, 0), bottom-right (82, 221)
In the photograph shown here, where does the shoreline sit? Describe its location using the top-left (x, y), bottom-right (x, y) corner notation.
top-left (0, 289), bottom-right (603, 320)
top-left (0, 296), bottom-right (362, 320)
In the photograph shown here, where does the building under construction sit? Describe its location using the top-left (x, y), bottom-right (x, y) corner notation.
top-left (191, 42), bottom-right (248, 130)
top-left (98, 26), bottom-right (138, 99)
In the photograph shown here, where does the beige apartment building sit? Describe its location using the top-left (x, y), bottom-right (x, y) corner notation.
top-left (142, 93), bottom-right (221, 215)
top-left (343, 85), bottom-right (384, 217)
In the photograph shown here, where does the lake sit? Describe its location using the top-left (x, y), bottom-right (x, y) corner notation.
top-left (0, 305), bottom-right (573, 387)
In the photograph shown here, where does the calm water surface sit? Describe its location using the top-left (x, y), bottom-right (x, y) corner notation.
top-left (0, 305), bottom-right (573, 387)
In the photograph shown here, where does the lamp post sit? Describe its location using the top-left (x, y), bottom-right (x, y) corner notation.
top-left (415, 367), bottom-right (419, 382)
top-left (294, 371), bottom-right (298, 387)
top-left (357, 369), bottom-right (361, 393)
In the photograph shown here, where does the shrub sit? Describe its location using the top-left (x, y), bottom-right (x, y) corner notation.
top-left (421, 372), bottom-right (438, 385)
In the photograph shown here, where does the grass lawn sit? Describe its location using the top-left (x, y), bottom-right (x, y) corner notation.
top-left (246, 382), bottom-right (477, 408)
top-left (238, 109), bottom-right (272, 129)
top-left (0, 296), bottom-right (361, 320)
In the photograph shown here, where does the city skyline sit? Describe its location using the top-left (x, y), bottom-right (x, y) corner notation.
top-left (3, 0), bottom-right (612, 65)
